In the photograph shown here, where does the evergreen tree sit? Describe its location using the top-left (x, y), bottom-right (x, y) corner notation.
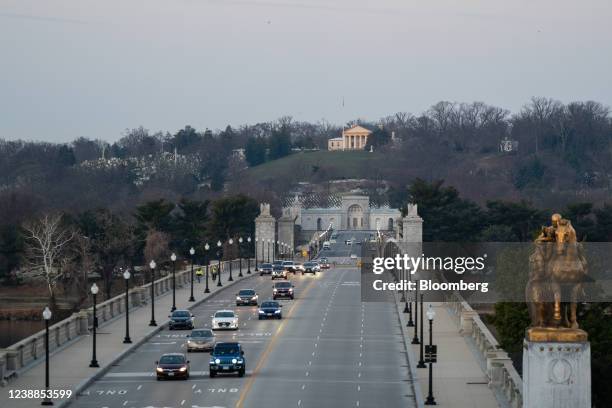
top-left (245, 136), bottom-right (267, 166)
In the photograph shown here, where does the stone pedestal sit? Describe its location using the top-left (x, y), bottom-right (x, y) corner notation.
top-left (523, 340), bottom-right (591, 408)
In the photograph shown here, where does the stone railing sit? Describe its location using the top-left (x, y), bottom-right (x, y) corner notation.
top-left (444, 291), bottom-right (523, 408)
top-left (0, 259), bottom-right (252, 385)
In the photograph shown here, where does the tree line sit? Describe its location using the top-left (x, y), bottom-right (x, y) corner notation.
top-left (0, 194), bottom-right (259, 307)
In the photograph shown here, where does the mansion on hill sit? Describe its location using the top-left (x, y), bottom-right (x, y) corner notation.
top-left (328, 125), bottom-right (372, 151)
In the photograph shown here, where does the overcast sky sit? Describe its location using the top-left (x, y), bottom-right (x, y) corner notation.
top-left (1, 0), bottom-right (611, 143)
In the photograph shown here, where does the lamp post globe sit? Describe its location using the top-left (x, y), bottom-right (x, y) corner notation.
top-left (42, 306), bottom-right (53, 405)
top-left (89, 283), bottom-right (100, 368)
top-left (122, 269), bottom-right (132, 344)
top-left (204, 243), bottom-right (211, 293)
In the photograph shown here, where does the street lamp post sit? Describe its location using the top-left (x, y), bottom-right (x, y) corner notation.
top-left (41, 306), bottom-right (53, 406)
top-left (228, 238), bottom-right (234, 281)
top-left (170, 253), bottom-right (177, 312)
top-left (247, 237), bottom-right (252, 274)
top-left (417, 293), bottom-right (426, 368)
top-left (189, 247), bottom-right (196, 302)
top-left (204, 243), bottom-right (210, 293)
top-left (254, 237), bottom-right (258, 272)
top-left (217, 240), bottom-right (223, 287)
top-left (123, 269), bottom-right (132, 344)
top-left (267, 239), bottom-right (270, 262)
top-left (411, 282), bottom-right (420, 343)
top-left (406, 271), bottom-right (414, 326)
top-left (89, 283), bottom-right (100, 367)
top-left (425, 305), bottom-right (437, 405)
top-left (149, 260), bottom-right (157, 326)
top-left (238, 237), bottom-right (244, 277)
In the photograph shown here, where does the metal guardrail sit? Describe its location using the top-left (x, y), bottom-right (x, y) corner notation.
top-left (0, 259), bottom-right (252, 385)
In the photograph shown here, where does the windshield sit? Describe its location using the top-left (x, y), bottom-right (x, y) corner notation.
top-left (239, 290), bottom-right (255, 296)
top-left (273, 265), bottom-right (284, 270)
top-left (191, 329), bottom-right (213, 338)
top-left (275, 282), bottom-right (291, 288)
top-left (172, 311), bottom-right (190, 317)
top-left (213, 345), bottom-right (239, 356)
top-left (159, 355), bottom-right (185, 364)
top-left (261, 263), bottom-right (272, 268)
top-left (215, 311), bottom-right (235, 318)
top-left (261, 302), bottom-right (279, 308)
top-left (304, 262), bottom-right (315, 267)
top-left (283, 261), bottom-right (293, 266)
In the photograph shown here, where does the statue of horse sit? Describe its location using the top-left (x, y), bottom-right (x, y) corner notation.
top-left (526, 217), bottom-right (588, 330)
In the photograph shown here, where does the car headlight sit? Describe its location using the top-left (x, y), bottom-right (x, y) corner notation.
top-left (258, 310), bottom-right (265, 314)
top-left (289, 288), bottom-right (293, 292)
top-left (237, 359), bottom-right (243, 364)
top-left (236, 296), bottom-right (241, 301)
top-left (179, 366), bottom-right (187, 372)
top-left (273, 288), bottom-right (277, 292)
top-left (215, 358), bottom-right (221, 364)
top-left (274, 310), bottom-right (281, 313)
top-left (232, 358), bottom-right (237, 364)
top-left (156, 367), bottom-right (163, 372)
top-left (252, 295), bottom-right (258, 300)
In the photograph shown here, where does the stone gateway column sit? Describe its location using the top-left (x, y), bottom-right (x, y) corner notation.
top-left (278, 209), bottom-right (297, 258)
top-left (255, 203), bottom-right (276, 262)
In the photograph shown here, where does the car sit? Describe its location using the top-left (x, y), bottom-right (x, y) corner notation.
top-left (258, 300), bottom-right (282, 319)
top-left (273, 281), bottom-right (294, 299)
top-left (322, 241), bottom-right (331, 250)
top-left (186, 328), bottom-right (215, 352)
top-left (236, 289), bottom-right (258, 306)
top-left (155, 353), bottom-right (190, 380)
top-left (329, 239), bottom-right (337, 244)
top-left (282, 260), bottom-right (297, 273)
top-left (168, 309), bottom-right (194, 330)
top-left (271, 264), bottom-right (288, 280)
top-left (212, 310), bottom-right (239, 330)
top-left (302, 261), bottom-right (317, 275)
top-left (311, 260), bottom-right (321, 271)
top-left (319, 258), bottom-right (330, 269)
top-left (258, 263), bottom-right (273, 276)
top-left (295, 263), bottom-right (305, 273)
top-left (209, 342), bottom-right (245, 378)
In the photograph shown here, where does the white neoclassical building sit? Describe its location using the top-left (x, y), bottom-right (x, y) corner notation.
top-left (285, 194), bottom-right (401, 232)
top-left (328, 125), bottom-right (372, 151)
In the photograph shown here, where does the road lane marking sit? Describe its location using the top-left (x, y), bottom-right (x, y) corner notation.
top-left (235, 277), bottom-right (317, 408)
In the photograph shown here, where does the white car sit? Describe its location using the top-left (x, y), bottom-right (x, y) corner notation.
top-left (212, 310), bottom-right (239, 330)
top-left (322, 241), bottom-right (331, 250)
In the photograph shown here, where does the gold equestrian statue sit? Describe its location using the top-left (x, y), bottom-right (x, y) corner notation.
top-left (526, 214), bottom-right (588, 342)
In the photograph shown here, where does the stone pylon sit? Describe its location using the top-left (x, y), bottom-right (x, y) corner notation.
top-left (255, 203), bottom-right (276, 262)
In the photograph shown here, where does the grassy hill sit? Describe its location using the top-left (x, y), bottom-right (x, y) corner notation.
top-left (243, 150), bottom-right (387, 183)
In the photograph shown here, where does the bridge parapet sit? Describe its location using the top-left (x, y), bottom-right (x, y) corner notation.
top-left (0, 259), bottom-right (252, 386)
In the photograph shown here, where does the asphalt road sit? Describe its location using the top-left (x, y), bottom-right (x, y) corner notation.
top-left (70, 231), bottom-right (416, 408)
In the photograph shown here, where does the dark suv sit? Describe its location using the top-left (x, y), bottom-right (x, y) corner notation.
top-left (273, 281), bottom-right (294, 300)
top-left (168, 310), bottom-right (194, 330)
top-left (209, 342), bottom-right (245, 377)
top-left (236, 289), bottom-right (258, 306)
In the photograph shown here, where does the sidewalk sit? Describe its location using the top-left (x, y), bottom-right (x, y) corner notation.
top-left (0, 265), bottom-right (255, 408)
top-left (397, 297), bottom-right (500, 408)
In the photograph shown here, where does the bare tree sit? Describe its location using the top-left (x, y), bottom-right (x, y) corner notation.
top-left (22, 213), bottom-right (75, 305)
